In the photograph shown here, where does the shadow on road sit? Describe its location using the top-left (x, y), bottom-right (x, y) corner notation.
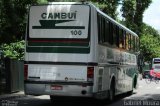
top-left (3, 91), bottom-right (160, 106)
top-left (15, 98), bottom-right (110, 106)
top-left (12, 96), bottom-right (117, 106)
top-left (38, 98), bottom-right (112, 106)
top-left (0, 93), bottom-right (134, 106)
top-left (14, 93), bottom-right (133, 106)
top-left (34, 93), bottom-right (134, 106)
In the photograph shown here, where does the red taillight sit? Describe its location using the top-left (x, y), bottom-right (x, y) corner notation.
top-left (24, 64), bottom-right (28, 80)
top-left (87, 67), bottom-right (94, 81)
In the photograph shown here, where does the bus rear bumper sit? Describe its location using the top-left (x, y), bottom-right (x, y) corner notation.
top-left (24, 81), bottom-right (93, 97)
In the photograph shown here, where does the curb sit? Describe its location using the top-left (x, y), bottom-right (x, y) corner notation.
top-left (0, 91), bottom-right (26, 100)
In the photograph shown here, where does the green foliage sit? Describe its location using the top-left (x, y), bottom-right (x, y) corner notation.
top-left (1, 0), bottom-right (27, 43)
top-left (140, 34), bottom-right (160, 62)
top-left (122, 0), bottom-right (136, 19)
top-left (121, 0), bottom-right (137, 31)
top-left (47, 0), bottom-right (84, 2)
top-left (92, 0), bottom-right (120, 19)
top-left (121, 0), bottom-right (152, 34)
top-left (0, 0), bottom-right (47, 44)
top-left (1, 41), bottom-right (25, 60)
top-left (141, 23), bottom-right (160, 37)
top-left (140, 23), bottom-right (160, 62)
top-left (134, 0), bottom-right (152, 26)
top-left (37, 0), bottom-right (48, 4)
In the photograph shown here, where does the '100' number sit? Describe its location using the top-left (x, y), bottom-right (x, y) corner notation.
top-left (71, 30), bottom-right (82, 35)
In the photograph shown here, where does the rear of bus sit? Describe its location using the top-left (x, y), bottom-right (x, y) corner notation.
top-left (24, 3), bottom-right (95, 97)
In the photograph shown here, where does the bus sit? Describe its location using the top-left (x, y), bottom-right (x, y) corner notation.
top-left (24, 2), bottom-right (140, 101)
top-left (152, 58), bottom-right (160, 69)
top-left (150, 58), bottom-right (160, 78)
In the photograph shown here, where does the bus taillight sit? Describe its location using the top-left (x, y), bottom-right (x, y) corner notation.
top-left (24, 64), bottom-right (28, 80)
top-left (87, 67), bottom-right (94, 81)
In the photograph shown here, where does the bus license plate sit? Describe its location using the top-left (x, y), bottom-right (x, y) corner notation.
top-left (51, 85), bottom-right (63, 90)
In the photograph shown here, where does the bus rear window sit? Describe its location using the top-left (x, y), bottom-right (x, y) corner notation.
top-left (29, 5), bottom-right (90, 39)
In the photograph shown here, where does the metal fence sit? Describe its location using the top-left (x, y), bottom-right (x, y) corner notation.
top-left (10, 59), bottom-right (24, 92)
top-left (0, 58), bottom-right (24, 94)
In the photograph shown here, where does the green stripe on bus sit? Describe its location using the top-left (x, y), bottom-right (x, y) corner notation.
top-left (28, 42), bottom-right (89, 47)
top-left (26, 47), bottom-right (90, 53)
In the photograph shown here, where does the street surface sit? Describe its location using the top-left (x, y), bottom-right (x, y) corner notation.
top-left (1, 79), bottom-right (160, 106)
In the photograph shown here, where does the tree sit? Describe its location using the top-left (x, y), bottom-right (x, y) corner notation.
top-left (121, 0), bottom-right (137, 31)
top-left (0, 0), bottom-right (48, 60)
top-left (92, 0), bottom-right (120, 19)
top-left (140, 23), bottom-right (160, 62)
top-left (0, 0), bottom-right (47, 44)
top-left (1, 40), bottom-right (24, 60)
top-left (134, 0), bottom-right (152, 28)
top-left (140, 34), bottom-right (160, 62)
top-left (120, 0), bottom-right (160, 64)
top-left (141, 23), bottom-right (160, 37)
top-left (121, 0), bottom-right (152, 35)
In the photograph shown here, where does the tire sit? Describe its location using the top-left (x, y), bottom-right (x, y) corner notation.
top-left (50, 95), bottom-right (54, 103)
top-left (154, 77), bottom-right (159, 84)
top-left (108, 81), bottom-right (115, 101)
top-left (128, 90), bottom-right (133, 95)
top-left (145, 78), bottom-right (151, 84)
top-left (129, 76), bottom-right (137, 95)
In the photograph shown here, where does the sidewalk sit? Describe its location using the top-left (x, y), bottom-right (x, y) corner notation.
top-left (0, 91), bottom-right (26, 100)
top-left (0, 91), bottom-right (50, 100)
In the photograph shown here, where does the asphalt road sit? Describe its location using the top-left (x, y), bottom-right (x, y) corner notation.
top-left (108, 79), bottom-right (160, 106)
top-left (1, 79), bottom-right (160, 106)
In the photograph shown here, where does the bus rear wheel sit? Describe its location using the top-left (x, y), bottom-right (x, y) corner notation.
top-left (109, 80), bottom-right (115, 101)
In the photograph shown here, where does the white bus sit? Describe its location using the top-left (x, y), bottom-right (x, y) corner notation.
top-left (152, 58), bottom-right (160, 71)
top-left (24, 2), bottom-right (140, 101)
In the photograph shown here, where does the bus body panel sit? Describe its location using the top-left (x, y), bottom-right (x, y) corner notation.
top-left (25, 53), bottom-right (89, 63)
top-left (25, 83), bottom-right (93, 97)
top-left (27, 64), bottom-right (87, 81)
top-left (97, 45), bottom-right (138, 96)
